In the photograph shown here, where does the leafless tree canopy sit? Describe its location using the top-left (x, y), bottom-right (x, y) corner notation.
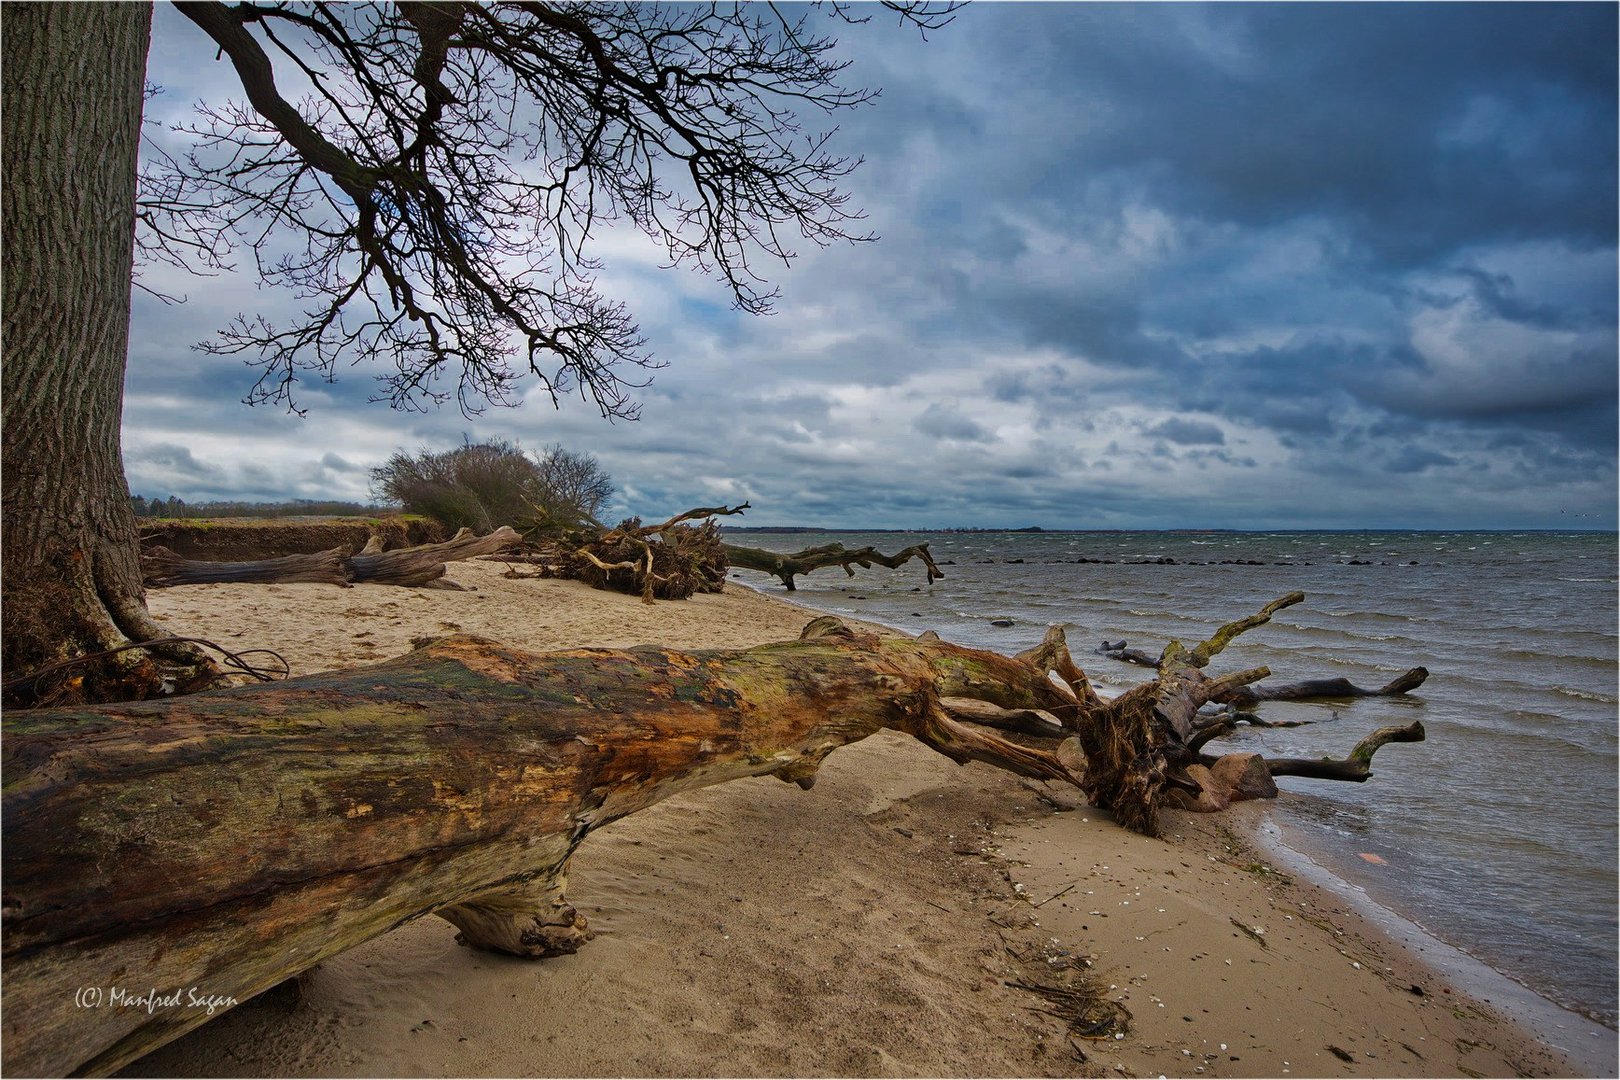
top-left (144, 1), bottom-right (955, 417)
top-left (532, 441), bottom-right (614, 523)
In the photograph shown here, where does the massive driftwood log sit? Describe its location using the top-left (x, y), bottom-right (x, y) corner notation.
top-left (1, 620), bottom-right (1079, 1077)
top-left (724, 540), bottom-right (944, 590)
top-left (1, 595), bottom-right (1424, 1076)
top-left (141, 526), bottom-right (519, 590)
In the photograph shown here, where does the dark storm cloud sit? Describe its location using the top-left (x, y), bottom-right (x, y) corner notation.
top-left (914, 404), bottom-right (992, 443)
top-left (124, 3), bottom-right (1616, 528)
top-left (1143, 419), bottom-right (1225, 447)
top-left (1385, 445), bottom-right (1460, 475)
top-left (125, 442), bottom-right (224, 482)
top-left (919, 4), bottom-right (1617, 256)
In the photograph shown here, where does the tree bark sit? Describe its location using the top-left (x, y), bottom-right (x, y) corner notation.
top-left (1, 2), bottom-right (218, 707)
top-left (1, 620), bottom-right (1081, 1078)
top-left (724, 540), bottom-right (944, 590)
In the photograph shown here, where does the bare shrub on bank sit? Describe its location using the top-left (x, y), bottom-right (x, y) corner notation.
top-left (371, 440), bottom-right (613, 535)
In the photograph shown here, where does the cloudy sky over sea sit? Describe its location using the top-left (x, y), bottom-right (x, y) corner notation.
top-left (127, 3), bottom-right (1617, 529)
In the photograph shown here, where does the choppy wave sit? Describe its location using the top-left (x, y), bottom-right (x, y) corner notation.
top-left (1549, 684), bottom-right (1619, 704)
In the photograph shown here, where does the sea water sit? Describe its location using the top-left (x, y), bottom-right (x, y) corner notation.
top-left (723, 529), bottom-right (1619, 1030)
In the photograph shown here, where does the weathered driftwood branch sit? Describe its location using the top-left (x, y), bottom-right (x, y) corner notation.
top-left (939, 696), bottom-right (1067, 738)
top-left (1, 619), bottom-right (1080, 1078)
top-left (1016, 625), bottom-right (1106, 711)
top-left (723, 540), bottom-right (944, 591)
top-left (642, 502), bottom-right (750, 535)
top-left (1095, 641), bottom-right (1429, 707)
top-left (344, 525), bottom-right (520, 587)
top-left (1095, 639), bottom-right (1161, 668)
top-left (1262, 720), bottom-right (1427, 782)
top-left (141, 527), bottom-right (520, 590)
top-left (1215, 667), bottom-right (1429, 707)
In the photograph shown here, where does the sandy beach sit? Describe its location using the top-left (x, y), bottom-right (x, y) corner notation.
top-left (121, 560), bottom-right (1589, 1078)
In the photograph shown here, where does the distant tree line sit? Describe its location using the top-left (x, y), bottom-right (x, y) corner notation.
top-left (130, 496), bottom-right (387, 520)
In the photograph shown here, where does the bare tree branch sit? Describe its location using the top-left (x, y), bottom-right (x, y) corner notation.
top-left (150, 2), bottom-right (952, 417)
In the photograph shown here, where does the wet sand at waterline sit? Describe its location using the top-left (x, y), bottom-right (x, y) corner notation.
top-left (123, 560), bottom-right (1583, 1077)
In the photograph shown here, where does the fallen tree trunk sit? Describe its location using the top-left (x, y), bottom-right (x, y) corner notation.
top-left (140, 545), bottom-right (351, 587)
top-left (346, 525), bottom-right (520, 587)
top-left (141, 527), bottom-right (519, 590)
top-left (1, 620), bottom-right (1080, 1078)
top-left (1, 596), bottom-right (1426, 1075)
top-left (724, 540), bottom-right (944, 590)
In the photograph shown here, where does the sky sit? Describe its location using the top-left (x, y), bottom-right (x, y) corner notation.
top-left (126, 2), bottom-right (1618, 530)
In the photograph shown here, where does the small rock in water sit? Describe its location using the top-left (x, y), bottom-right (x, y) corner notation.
top-left (990, 618), bottom-right (1015, 627)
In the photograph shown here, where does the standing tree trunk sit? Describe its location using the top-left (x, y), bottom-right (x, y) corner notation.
top-left (0, 3), bottom-right (212, 707)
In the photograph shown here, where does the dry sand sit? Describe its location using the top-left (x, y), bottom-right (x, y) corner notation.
top-left (124, 560), bottom-right (1589, 1078)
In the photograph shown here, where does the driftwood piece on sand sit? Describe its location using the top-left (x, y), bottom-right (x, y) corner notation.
top-left (140, 545), bottom-right (351, 587)
top-left (724, 540), bottom-right (944, 591)
top-left (346, 525), bottom-right (520, 588)
top-left (141, 527), bottom-right (520, 590)
top-left (1, 596), bottom-right (1426, 1076)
